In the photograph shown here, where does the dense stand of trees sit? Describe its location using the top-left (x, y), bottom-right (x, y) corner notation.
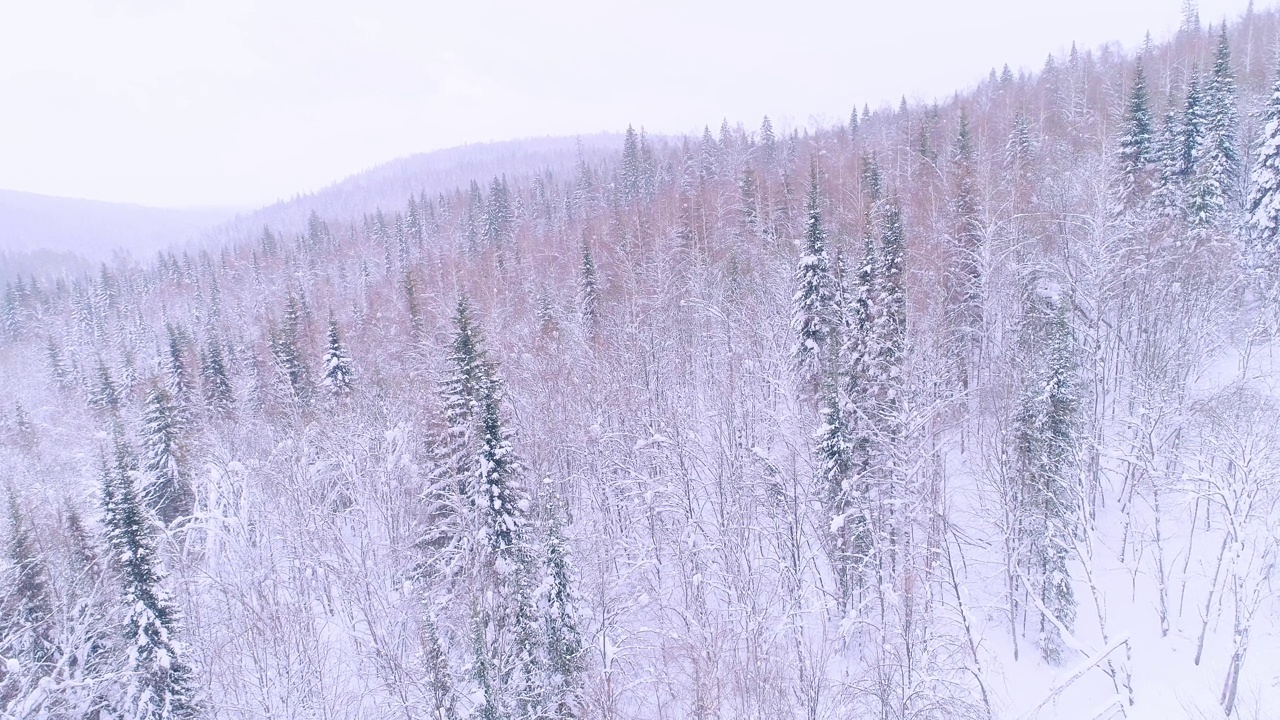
top-left (4, 7), bottom-right (1280, 719)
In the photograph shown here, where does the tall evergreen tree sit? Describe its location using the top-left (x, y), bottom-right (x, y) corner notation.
top-left (483, 176), bottom-right (513, 248)
top-left (319, 317), bottom-right (355, 399)
top-left (271, 294), bottom-right (310, 403)
top-left (2, 492), bottom-right (54, 688)
top-left (431, 296), bottom-right (536, 718)
top-left (100, 442), bottom-right (200, 718)
top-left (200, 337), bottom-right (233, 415)
top-left (1116, 59), bottom-right (1156, 212)
top-left (140, 385), bottom-right (191, 526)
top-left (578, 238), bottom-right (600, 333)
top-left (1011, 284), bottom-right (1080, 665)
top-left (760, 116), bottom-right (777, 165)
top-left (45, 337), bottom-right (72, 390)
top-left (1153, 98), bottom-right (1185, 218)
top-left (540, 506), bottom-right (585, 719)
top-left (621, 125), bottom-right (641, 202)
top-left (89, 361), bottom-right (121, 416)
top-left (163, 324), bottom-right (191, 409)
top-left (872, 201), bottom-right (907, 395)
top-left (739, 164), bottom-right (759, 234)
top-left (474, 374), bottom-right (524, 559)
top-left (1180, 72), bottom-right (1206, 184)
top-left (814, 381), bottom-right (868, 606)
top-left (1247, 52), bottom-right (1280, 283)
top-left (1190, 28), bottom-right (1240, 228)
top-left (791, 158), bottom-right (837, 392)
top-left (419, 614), bottom-right (460, 720)
top-left (951, 111), bottom-right (983, 389)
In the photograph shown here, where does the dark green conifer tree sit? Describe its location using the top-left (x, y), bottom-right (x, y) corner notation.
top-left (320, 317), bottom-right (355, 399)
top-left (1116, 60), bottom-right (1156, 212)
top-left (951, 111), bottom-right (983, 389)
top-left (1011, 283), bottom-right (1080, 665)
top-left (541, 506), bottom-right (585, 719)
top-left (1247, 52), bottom-right (1280, 285)
top-left (791, 158), bottom-right (837, 393)
top-left (621, 125), bottom-right (641, 202)
top-left (2, 492), bottom-right (55, 686)
top-left (100, 441), bottom-right (200, 717)
top-left (1190, 28), bottom-right (1240, 228)
top-left (578, 239), bottom-right (600, 333)
top-left (140, 385), bottom-right (191, 526)
top-left (270, 294), bottom-right (310, 403)
top-left (201, 338), bottom-right (233, 415)
top-left (89, 361), bottom-right (121, 416)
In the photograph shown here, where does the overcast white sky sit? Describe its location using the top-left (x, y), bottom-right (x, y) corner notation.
top-left (0, 0), bottom-right (1259, 209)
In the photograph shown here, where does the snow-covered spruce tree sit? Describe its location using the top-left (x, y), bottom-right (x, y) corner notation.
top-left (949, 111), bottom-right (983, 390)
top-left (1153, 98), bottom-right (1186, 219)
top-left (474, 383), bottom-right (525, 561)
top-left (1247, 51), bottom-right (1280, 287)
top-left (873, 200), bottom-right (907, 400)
top-left (540, 506), bottom-right (585, 719)
top-left (0, 492), bottom-right (55, 704)
top-left (791, 158), bottom-right (837, 394)
top-left (1011, 283), bottom-right (1080, 665)
top-left (1189, 28), bottom-right (1240, 230)
top-left (140, 384), bottom-right (192, 526)
top-left (621, 124), bottom-right (642, 203)
top-left (510, 541), bottom-right (544, 720)
top-left (45, 337), bottom-right (73, 391)
top-left (739, 164), bottom-right (760, 236)
top-left (57, 505), bottom-right (115, 718)
top-left (200, 337), bottom-right (233, 415)
top-left (864, 198), bottom-right (909, 571)
top-left (637, 128), bottom-right (657, 201)
top-left (306, 209), bottom-right (331, 255)
top-left (814, 380), bottom-right (868, 607)
top-left (0, 286), bottom-right (21, 341)
top-left (1180, 71), bottom-right (1206, 188)
top-left (841, 156), bottom-right (882, 397)
top-left (163, 324), bottom-right (191, 410)
top-left (11, 403), bottom-right (34, 452)
top-left (420, 614), bottom-right (460, 720)
top-left (1115, 59), bottom-right (1156, 213)
top-left (100, 441), bottom-right (200, 718)
top-left (483, 176), bottom-right (513, 249)
top-left (436, 295), bottom-right (493, 504)
top-left (270, 294), bottom-right (310, 403)
top-left (89, 361), bottom-right (122, 417)
top-left (429, 295), bottom-right (535, 718)
top-left (469, 610), bottom-right (500, 720)
top-left (578, 237), bottom-right (600, 333)
top-left (319, 316), bottom-right (354, 399)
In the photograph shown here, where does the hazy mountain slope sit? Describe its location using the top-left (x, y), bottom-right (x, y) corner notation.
top-left (214, 133), bottom-right (624, 240)
top-left (0, 189), bottom-right (233, 259)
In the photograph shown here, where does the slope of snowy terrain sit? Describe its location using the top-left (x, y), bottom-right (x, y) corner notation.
top-left (3, 9), bottom-right (1280, 720)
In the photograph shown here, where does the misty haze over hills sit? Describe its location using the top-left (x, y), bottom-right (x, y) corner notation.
top-left (0, 135), bottom-right (625, 268)
top-left (216, 134), bottom-right (625, 240)
top-left (0, 190), bottom-right (232, 260)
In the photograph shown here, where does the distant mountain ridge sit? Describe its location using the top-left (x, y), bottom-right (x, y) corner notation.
top-left (211, 133), bottom-right (624, 242)
top-left (0, 189), bottom-right (234, 260)
top-left (0, 135), bottom-right (627, 271)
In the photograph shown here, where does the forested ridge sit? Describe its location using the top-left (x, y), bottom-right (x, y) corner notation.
top-left (5, 6), bottom-right (1280, 719)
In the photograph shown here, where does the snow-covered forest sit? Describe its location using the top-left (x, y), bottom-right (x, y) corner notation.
top-left (6, 6), bottom-right (1280, 719)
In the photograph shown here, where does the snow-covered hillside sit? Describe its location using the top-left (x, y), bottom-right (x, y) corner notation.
top-left (4, 9), bottom-right (1280, 720)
